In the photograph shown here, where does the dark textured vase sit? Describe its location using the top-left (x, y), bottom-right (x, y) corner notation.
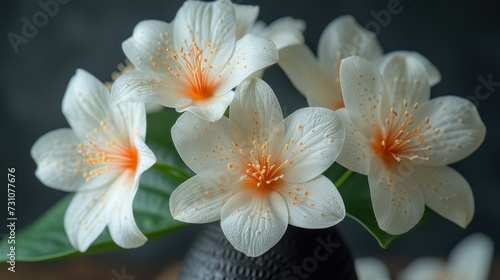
top-left (179, 222), bottom-right (357, 280)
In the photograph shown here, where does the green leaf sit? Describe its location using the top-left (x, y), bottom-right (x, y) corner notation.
top-left (0, 109), bottom-right (191, 262)
top-left (325, 163), bottom-right (432, 248)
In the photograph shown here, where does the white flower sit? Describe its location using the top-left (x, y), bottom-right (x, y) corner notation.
top-left (169, 78), bottom-right (346, 257)
top-left (31, 69), bottom-right (156, 252)
top-left (112, 0), bottom-right (278, 122)
top-left (279, 15), bottom-right (440, 110)
top-left (398, 233), bottom-right (494, 280)
top-left (336, 55), bottom-right (486, 234)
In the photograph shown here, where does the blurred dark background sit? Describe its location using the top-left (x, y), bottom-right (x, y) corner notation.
top-left (1, 0), bottom-right (499, 279)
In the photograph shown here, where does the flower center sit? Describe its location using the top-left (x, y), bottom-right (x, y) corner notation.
top-left (77, 118), bottom-right (138, 181)
top-left (236, 140), bottom-right (291, 193)
top-left (372, 99), bottom-right (433, 167)
top-left (168, 37), bottom-right (219, 101)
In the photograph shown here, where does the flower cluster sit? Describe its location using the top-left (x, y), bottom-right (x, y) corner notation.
top-left (31, 0), bottom-right (485, 257)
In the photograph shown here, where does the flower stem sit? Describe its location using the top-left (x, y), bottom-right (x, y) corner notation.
top-left (334, 169), bottom-right (353, 189)
top-left (153, 162), bottom-right (192, 183)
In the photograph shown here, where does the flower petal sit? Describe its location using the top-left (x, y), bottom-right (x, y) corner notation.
top-left (318, 15), bottom-right (382, 71)
top-left (111, 70), bottom-right (191, 109)
top-left (233, 3), bottom-right (259, 39)
top-left (276, 107), bottom-right (345, 183)
top-left (415, 166), bottom-right (474, 228)
top-left (397, 257), bottom-right (446, 280)
top-left (180, 90), bottom-right (234, 122)
top-left (355, 257), bottom-right (391, 280)
top-left (216, 33), bottom-right (278, 94)
top-left (116, 102), bottom-right (147, 141)
top-left (278, 44), bottom-right (321, 97)
top-left (368, 166), bottom-right (425, 235)
top-left (134, 136), bottom-right (156, 180)
top-left (276, 175), bottom-right (345, 229)
top-left (122, 20), bottom-right (173, 72)
top-left (279, 44), bottom-right (345, 110)
top-left (378, 51), bottom-right (441, 86)
top-left (63, 69), bottom-right (124, 139)
top-left (377, 52), bottom-right (431, 112)
top-left (31, 128), bottom-right (114, 192)
top-left (173, 0), bottom-right (236, 68)
top-left (335, 108), bottom-right (372, 175)
top-left (254, 17), bottom-right (306, 50)
top-left (221, 191), bottom-right (288, 257)
top-left (447, 233), bottom-right (494, 280)
top-left (64, 184), bottom-right (116, 252)
top-left (169, 173), bottom-right (239, 223)
top-left (171, 112), bottom-right (241, 175)
top-left (230, 78), bottom-right (283, 138)
top-left (107, 178), bottom-right (147, 249)
top-left (416, 96), bottom-right (486, 166)
top-left (340, 56), bottom-right (390, 136)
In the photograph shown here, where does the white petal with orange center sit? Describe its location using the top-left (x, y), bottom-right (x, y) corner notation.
top-left (114, 0), bottom-right (278, 122)
top-left (31, 128), bottom-right (114, 192)
top-left (173, 0), bottom-right (236, 70)
top-left (34, 69), bottom-right (156, 252)
top-left (169, 77), bottom-right (346, 256)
